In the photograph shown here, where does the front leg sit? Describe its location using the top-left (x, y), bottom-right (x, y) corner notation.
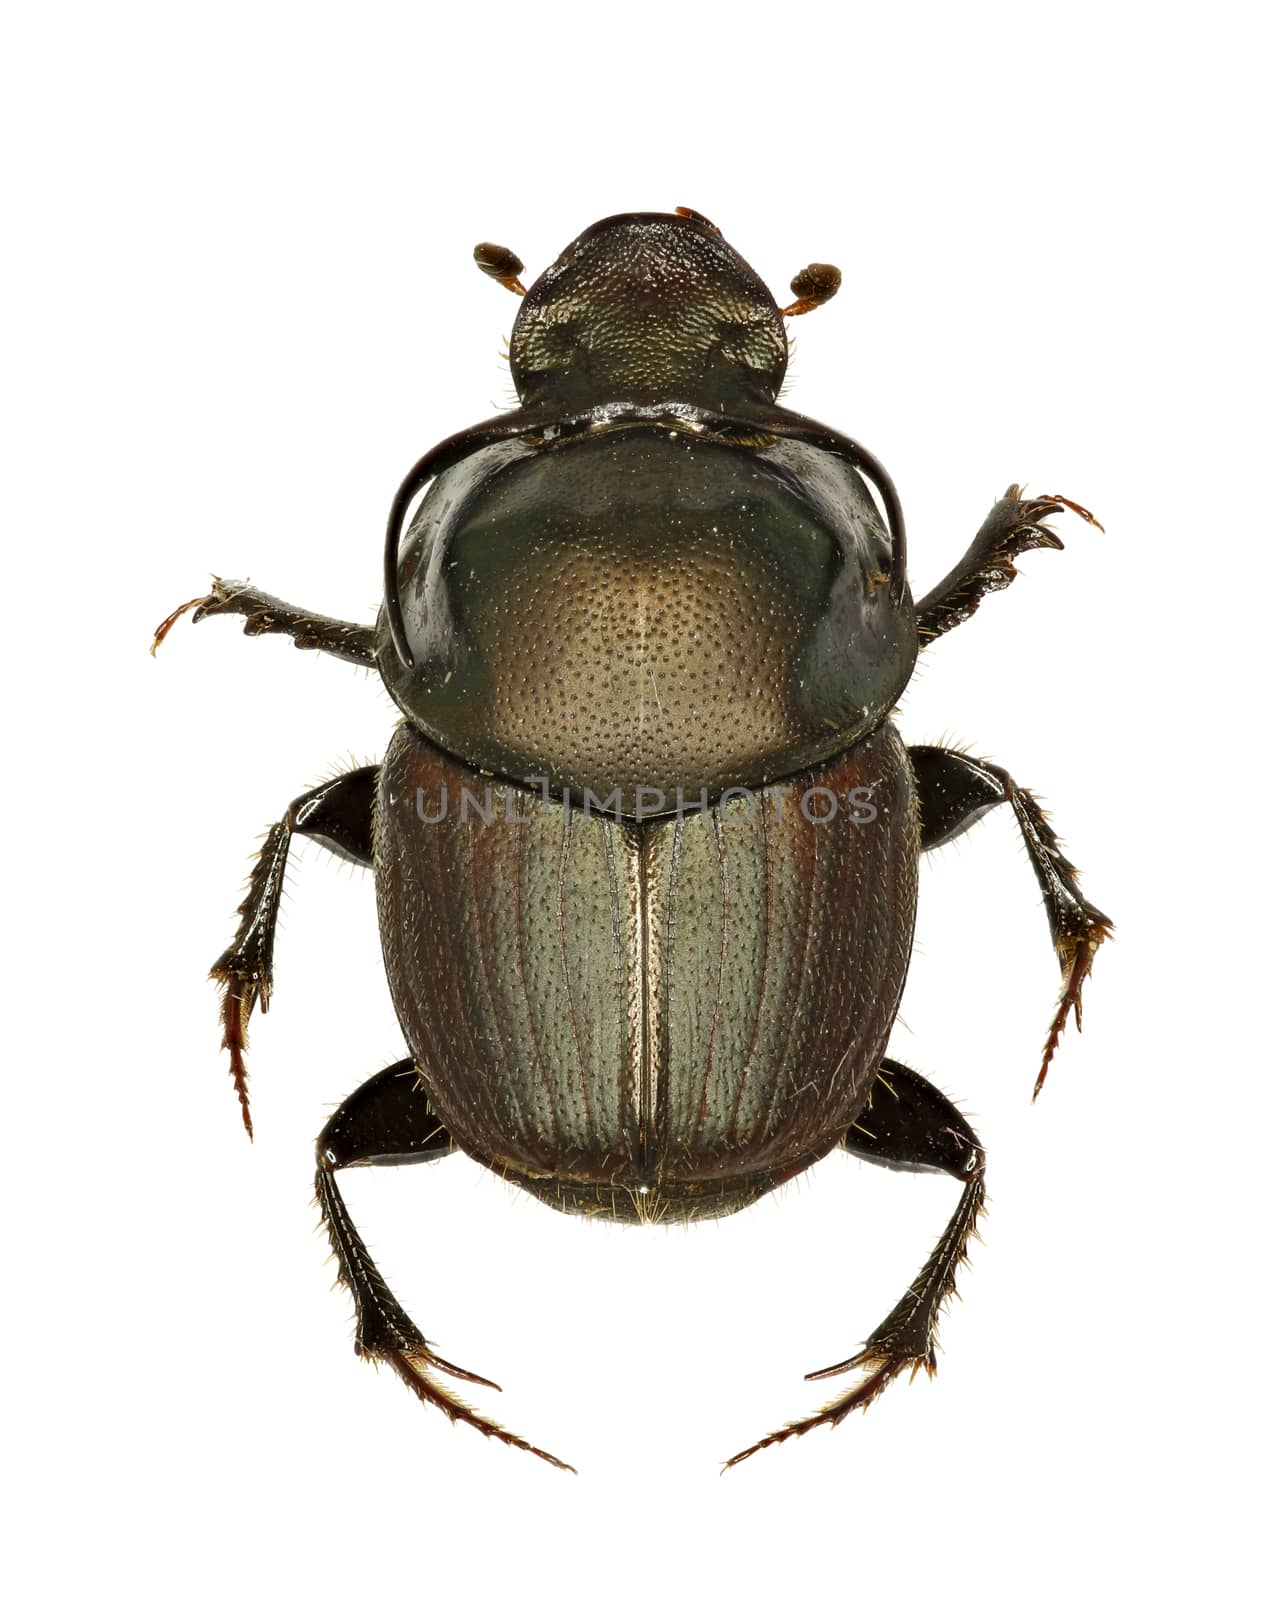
top-left (152, 577), bottom-right (377, 666)
top-left (911, 744), bottom-right (1112, 1095)
top-left (212, 766), bottom-right (379, 1138)
top-left (915, 486), bottom-right (1101, 648)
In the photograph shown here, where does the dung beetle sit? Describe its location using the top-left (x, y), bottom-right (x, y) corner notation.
top-left (155, 207), bottom-right (1111, 1471)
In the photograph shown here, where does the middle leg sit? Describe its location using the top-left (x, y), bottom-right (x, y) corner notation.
top-left (911, 744), bottom-right (1113, 1095)
top-left (211, 765), bottom-right (379, 1137)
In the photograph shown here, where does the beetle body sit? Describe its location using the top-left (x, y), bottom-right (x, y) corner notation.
top-left (376, 721), bottom-right (917, 1223)
top-left (373, 213), bottom-right (921, 1225)
top-left (159, 207), bottom-right (1110, 1469)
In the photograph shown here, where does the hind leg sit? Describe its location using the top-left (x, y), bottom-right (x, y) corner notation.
top-left (726, 1061), bottom-right (984, 1468)
top-left (316, 1061), bottom-right (575, 1473)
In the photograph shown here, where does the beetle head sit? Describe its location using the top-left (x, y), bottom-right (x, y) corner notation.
top-left (507, 211), bottom-right (790, 410)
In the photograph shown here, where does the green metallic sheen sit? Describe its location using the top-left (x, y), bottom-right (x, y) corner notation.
top-left (375, 720), bottom-right (918, 1223)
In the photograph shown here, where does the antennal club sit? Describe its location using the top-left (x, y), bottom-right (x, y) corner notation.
top-left (474, 241), bottom-right (527, 297)
top-left (781, 262), bottom-right (841, 317)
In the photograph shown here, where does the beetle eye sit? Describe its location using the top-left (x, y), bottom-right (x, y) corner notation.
top-left (711, 312), bottom-right (782, 380)
top-left (712, 318), bottom-right (756, 365)
top-left (530, 320), bottom-right (583, 369)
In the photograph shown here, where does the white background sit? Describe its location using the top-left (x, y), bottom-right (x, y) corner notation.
top-left (6, 4), bottom-right (1280, 1596)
